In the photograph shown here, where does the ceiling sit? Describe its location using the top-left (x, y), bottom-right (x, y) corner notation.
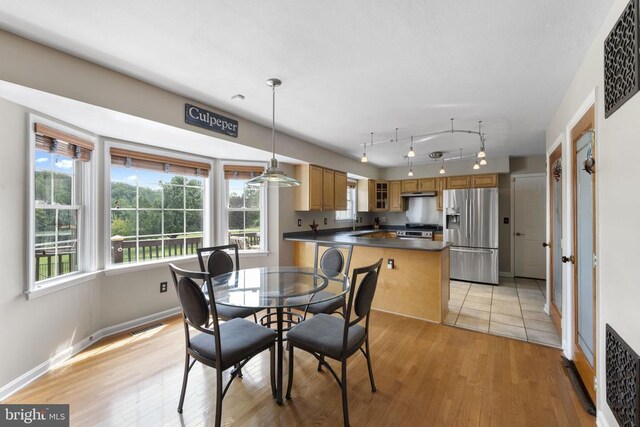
top-left (0, 0), bottom-right (613, 167)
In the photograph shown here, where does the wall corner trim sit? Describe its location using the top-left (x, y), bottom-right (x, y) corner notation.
top-left (0, 306), bottom-right (180, 401)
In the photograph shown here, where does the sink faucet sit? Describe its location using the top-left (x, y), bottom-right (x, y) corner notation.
top-left (352, 216), bottom-right (356, 231)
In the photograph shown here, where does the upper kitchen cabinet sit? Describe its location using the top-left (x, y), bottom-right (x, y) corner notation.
top-left (418, 178), bottom-right (437, 191)
top-left (374, 181), bottom-right (389, 211)
top-left (436, 177), bottom-right (445, 210)
top-left (294, 164), bottom-right (345, 211)
top-left (323, 169), bottom-right (334, 210)
top-left (470, 173), bottom-right (498, 188)
top-left (389, 180), bottom-right (405, 212)
top-left (333, 171), bottom-right (347, 210)
top-left (447, 175), bottom-right (471, 189)
top-left (401, 179), bottom-right (418, 192)
top-left (357, 179), bottom-right (375, 212)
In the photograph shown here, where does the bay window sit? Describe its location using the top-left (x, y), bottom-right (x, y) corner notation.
top-left (223, 164), bottom-right (265, 251)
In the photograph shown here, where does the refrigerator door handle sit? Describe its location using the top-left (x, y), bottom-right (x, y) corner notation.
top-left (466, 197), bottom-right (471, 239)
top-left (451, 247), bottom-right (495, 255)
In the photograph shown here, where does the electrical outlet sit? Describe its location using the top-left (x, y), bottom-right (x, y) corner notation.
top-left (160, 282), bottom-right (168, 293)
top-left (359, 216), bottom-right (363, 223)
top-left (503, 217), bottom-right (509, 224)
top-left (297, 219), bottom-right (302, 227)
top-left (387, 259), bottom-right (394, 269)
top-left (324, 218), bottom-right (327, 225)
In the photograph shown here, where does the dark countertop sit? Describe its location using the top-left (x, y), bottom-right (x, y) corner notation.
top-left (283, 228), bottom-right (450, 252)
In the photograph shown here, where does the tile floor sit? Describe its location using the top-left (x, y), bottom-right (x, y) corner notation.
top-left (445, 276), bottom-right (562, 348)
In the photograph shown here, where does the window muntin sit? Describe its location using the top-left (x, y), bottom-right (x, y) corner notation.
top-left (335, 184), bottom-right (357, 221)
top-left (225, 178), bottom-right (263, 251)
top-left (110, 166), bottom-right (205, 265)
top-left (34, 150), bottom-right (81, 282)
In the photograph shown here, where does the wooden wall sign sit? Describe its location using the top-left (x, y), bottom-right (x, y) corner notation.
top-left (185, 103), bottom-right (239, 137)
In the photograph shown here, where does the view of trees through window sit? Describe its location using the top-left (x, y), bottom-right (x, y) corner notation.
top-left (227, 179), bottom-right (261, 250)
top-left (34, 150), bottom-right (79, 282)
top-left (110, 166), bottom-right (204, 264)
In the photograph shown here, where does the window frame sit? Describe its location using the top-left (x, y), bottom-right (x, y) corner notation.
top-left (219, 161), bottom-right (268, 254)
top-left (104, 140), bottom-right (212, 271)
top-left (27, 114), bottom-right (98, 298)
top-left (335, 181), bottom-right (357, 222)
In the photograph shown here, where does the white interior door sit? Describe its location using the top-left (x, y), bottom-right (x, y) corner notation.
top-left (514, 175), bottom-right (546, 279)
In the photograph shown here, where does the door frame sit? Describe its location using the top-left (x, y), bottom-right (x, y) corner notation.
top-left (547, 137), bottom-right (563, 332)
top-left (570, 104), bottom-right (597, 403)
top-left (510, 173), bottom-right (546, 283)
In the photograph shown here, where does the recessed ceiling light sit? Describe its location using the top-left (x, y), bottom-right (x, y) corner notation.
top-left (231, 94), bottom-right (245, 100)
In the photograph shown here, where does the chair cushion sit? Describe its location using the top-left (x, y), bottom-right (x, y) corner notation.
top-left (287, 313), bottom-right (366, 360)
top-left (216, 303), bottom-right (256, 321)
top-left (190, 318), bottom-right (276, 369)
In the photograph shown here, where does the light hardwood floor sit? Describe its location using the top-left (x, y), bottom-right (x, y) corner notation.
top-left (4, 311), bottom-right (594, 426)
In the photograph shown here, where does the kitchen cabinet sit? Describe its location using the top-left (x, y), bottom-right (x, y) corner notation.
top-left (357, 179), bottom-right (375, 212)
top-left (334, 171), bottom-right (347, 210)
top-left (323, 169), bottom-right (334, 210)
top-left (418, 178), bottom-right (437, 191)
top-left (294, 164), bottom-right (344, 211)
top-left (470, 173), bottom-right (498, 188)
top-left (389, 180), bottom-right (404, 212)
top-left (401, 180), bottom-right (418, 192)
top-left (447, 175), bottom-right (471, 189)
top-left (374, 181), bottom-right (389, 211)
top-left (436, 177), bottom-right (445, 211)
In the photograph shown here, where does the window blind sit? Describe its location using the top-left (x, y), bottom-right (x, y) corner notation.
top-left (110, 147), bottom-right (210, 177)
top-left (223, 164), bottom-right (264, 180)
top-left (34, 123), bottom-right (94, 162)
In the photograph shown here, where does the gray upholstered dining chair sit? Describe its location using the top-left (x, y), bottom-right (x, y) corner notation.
top-left (169, 264), bottom-right (276, 427)
top-left (287, 242), bottom-right (353, 319)
top-left (197, 244), bottom-right (258, 322)
top-left (285, 258), bottom-right (383, 427)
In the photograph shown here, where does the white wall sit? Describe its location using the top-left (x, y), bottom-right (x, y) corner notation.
top-left (546, 0), bottom-right (640, 424)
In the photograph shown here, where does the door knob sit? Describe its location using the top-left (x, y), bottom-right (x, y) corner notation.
top-left (515, 232), bottom-right (524, 236)
top-left (561, 255), bottom-right (575, 264)
top-left (542, 242), bottom-right (550, 248)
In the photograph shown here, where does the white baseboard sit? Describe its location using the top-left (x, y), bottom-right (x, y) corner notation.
top-left (596, 410), bottom-right (612, 427)
top-left (0, 306), bottom-right (180, 402)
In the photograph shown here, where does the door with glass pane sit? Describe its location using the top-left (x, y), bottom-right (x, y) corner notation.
top-left (548, 144), bottom-right (563, 332)
top-left (571, 106), bottom-right (596, 403)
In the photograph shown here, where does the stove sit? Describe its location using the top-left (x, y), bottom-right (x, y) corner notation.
top-left (405, 223), bottom-right (441, 230)
top-left (397, 230), bottom-right (433, 240)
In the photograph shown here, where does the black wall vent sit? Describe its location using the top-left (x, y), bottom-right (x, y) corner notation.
top-left (606, 324), bottom-right (640, 426)
top-left (129, 322), bottom-right (164, 336)
top-left (604, 0), bottom-right (640, 118)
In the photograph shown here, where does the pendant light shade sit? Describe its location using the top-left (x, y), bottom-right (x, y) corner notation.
top-left (473, 159), bottom-right (480, 170)
top-left (407, 135), bottom-right (415, 158)
top-left (247, 78), bottom-right (300, 187)
top-left (480, 158), bottom-right (487, 166)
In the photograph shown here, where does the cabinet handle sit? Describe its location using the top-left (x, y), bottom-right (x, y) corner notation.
top-left (542, 242), bottom-right (550, 248)
top-left (515, 232), bottom-right (524, 236)
top-left (561, 255), bottom-right (575, 264)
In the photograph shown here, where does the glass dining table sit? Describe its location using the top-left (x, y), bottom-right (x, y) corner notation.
top-left (211, 266), bottom-right (350, 404)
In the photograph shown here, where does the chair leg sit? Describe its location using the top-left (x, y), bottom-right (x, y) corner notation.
top-left (270, 346), bottom-right (276, 398)
top-left (286, 345), bottom-right (294, 399)
top-left (253, 311), bottom-right (258, 323)
top-left (235, 363), bottom-right (243, 378)
top-left (341, 359), bottom-right (350, 427)
top-left (365, 338), bottom-right (377, 392)
top-left (177, 353), bottom-right (190, 413)
top-left (215, 369), bottom-right (223, 427)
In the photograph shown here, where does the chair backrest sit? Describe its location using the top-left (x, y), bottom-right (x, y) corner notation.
top-left (342, 258), bottom-right (383, 344)
top-left (197, 244), bottom-right (240, 278)
top-left (169, 263), bottom-right (222, 365)
top-left (314, 243), bottom-right (353, 278)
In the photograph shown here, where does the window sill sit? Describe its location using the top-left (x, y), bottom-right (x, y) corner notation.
top-left (104, 255), bottom-right (200, 277)
top-left (238, 250), bottom-right (269, 258)
top-left (26, 272), bottom-right (99, 300)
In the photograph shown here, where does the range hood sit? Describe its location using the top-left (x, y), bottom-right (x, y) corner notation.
top-left (401, 191), bottom-right (436, 198)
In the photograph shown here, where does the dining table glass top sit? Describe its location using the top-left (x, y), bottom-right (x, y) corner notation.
top-left (211, 266), bottom-right (349, 309)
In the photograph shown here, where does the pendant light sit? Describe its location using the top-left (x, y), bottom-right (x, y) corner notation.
top-left (407, 135), bottom-right (415, 158)
top-left (439, 157), bottom-right (446, 174)
top-left (473, 158), bottom-right (480, 170)
top-left (361, 132), bottom-right (373, 163)
top-left (477, 122), bottom-right (486, 158)
top-left (408, 160), bottom-right (414, 177)
top-left (247, 78), bottom-right (300, 187)
top-left (480, 158), bottom-right (487, 166)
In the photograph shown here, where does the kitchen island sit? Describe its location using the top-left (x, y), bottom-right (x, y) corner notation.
top-left (283, 229), bottom-right (450, 323)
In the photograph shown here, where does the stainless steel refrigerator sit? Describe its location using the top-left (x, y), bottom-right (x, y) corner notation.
top-left (443, 188), bottom-right (499, 285)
